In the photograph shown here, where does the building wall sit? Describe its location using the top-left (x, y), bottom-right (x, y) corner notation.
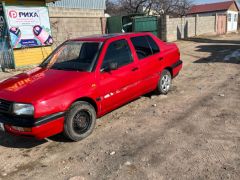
top-left (228, 2), bottom-right (239, 12)
top-left (196, 15), bottom-right (216, 35)
top-left (161, 14), bottom-right (217, 42)
top-left (193, 11), bottom-right (226, 17)
top-left (48, 7), bottom-right (105, 48)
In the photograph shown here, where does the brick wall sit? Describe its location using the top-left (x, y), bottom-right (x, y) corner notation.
top-left (48, 7), bottom-right (105, 47)
top-left (160, 14), bottom-right (217, 42)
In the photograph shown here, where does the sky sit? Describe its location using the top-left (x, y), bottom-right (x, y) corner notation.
top-left (193, 0), bottom-right (240, 5)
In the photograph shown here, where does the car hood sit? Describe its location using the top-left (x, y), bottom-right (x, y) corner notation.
top-left (0, 67), bottom-right (94, 103)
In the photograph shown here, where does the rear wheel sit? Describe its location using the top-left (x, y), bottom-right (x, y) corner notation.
top-left (156, 69), bottom-right (172, 95)
top-left (64, 101), bottom-right (96, 142)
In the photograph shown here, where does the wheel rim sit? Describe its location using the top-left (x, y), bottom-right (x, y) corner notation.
top-left (161, 74), bottom-right (171, 92)
top-left (73, 110), bottom-right (92, 134)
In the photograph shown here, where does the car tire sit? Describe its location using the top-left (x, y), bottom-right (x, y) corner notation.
top-left (156, 69), bottom-right (172, 95)
top-left (64, 101), bottom-right (96, 142)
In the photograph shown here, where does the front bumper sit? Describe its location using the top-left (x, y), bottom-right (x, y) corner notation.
top-left (0, 112), bottom-right (65, 139)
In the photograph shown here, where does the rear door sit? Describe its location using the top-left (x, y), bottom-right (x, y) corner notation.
top-left (130, 35), bottom-right (162, 93)
top-left (97, 39), bottom-right (140, 114)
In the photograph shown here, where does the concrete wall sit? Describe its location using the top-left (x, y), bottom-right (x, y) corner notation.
top-left (160, 14), bottom-right (217, 42)
top-left (48, 7), bottom-right (105, 47)
top-left (196, 15), bottom-right (216, 35)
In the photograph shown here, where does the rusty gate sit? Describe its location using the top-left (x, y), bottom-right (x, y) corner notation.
top-left (216, 14), bottom-right (227, 35)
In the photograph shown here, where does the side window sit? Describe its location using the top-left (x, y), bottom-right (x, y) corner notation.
top-left (146, 36), bottom-right (160, 54)
top-left (228, 14), bottom-right (231, 21)
top-left (234, 14), bottom-right (237, 22)
top-left (130, 36), bottom-right (152, 60)
top-left (101, 39), bottom-right (133, 70)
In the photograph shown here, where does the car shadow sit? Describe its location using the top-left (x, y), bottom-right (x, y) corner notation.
top-left (0, 132), bottom-right (47, 149)
top-left (48, 133), bottom-right (73, 143)
top-left (0, 131), bottom-right (76, 148)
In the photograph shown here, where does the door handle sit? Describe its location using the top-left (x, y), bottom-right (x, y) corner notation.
top-left (132, 67), bottom-right (139, 72)
top-left (159, 57), bottom-right (164, 61)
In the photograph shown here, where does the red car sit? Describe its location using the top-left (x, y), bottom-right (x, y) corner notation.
top-left (0, 33), bottom-right (182, 141)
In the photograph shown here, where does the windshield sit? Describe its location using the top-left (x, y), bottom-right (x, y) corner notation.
top-left (40, 41), bottom-right (102, 72)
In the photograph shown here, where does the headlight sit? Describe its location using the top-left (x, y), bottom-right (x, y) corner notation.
top-left (13, 103), bottom-right (34, 116)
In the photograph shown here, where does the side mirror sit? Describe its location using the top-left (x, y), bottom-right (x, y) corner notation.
top-left (101, 61), bottom-right (118, 72)
top-left (108, 62), bottom-right (118, 71)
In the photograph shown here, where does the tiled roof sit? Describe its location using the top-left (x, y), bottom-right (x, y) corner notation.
top-left (188, 1), bottom-right (239, 14)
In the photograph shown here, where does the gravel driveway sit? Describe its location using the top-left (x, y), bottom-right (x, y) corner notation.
top-left (0, 33), bottom-right (239, 180)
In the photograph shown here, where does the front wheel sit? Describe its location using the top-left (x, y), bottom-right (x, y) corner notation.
top-left (156, 70), bottom-right (172, 95)
top-left (64, 101), bottom-right (96, 142)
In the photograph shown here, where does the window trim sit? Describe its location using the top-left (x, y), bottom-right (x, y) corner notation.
top-left (100, 38), bottom-right (134, 72)
top-left (146, 35), bottom-right (160, 55)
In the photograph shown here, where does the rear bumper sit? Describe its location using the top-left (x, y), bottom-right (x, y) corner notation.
top-left (171, 60), bottom-right (183, 78)
top-left (0, 112), bottom-right (65, 139)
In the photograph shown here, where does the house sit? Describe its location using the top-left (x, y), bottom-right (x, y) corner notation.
top-left (188, 1), bottom-right (239, 32)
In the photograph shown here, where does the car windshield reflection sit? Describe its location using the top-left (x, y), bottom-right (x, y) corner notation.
top-left (40, 41), bottom-right (101, 72)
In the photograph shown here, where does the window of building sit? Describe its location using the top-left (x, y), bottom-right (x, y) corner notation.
top-left (228, 14), bottom-right (232, 21)
top-left (234, 14), bottom-right (238, 22)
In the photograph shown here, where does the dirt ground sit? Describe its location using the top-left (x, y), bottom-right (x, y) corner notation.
top-left (0, 33), bottom-right (239, 180)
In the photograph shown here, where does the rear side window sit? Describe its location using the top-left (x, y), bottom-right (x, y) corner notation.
top-left (131, 36), bottom-right (152, 60)
top-left (146, 36), bottom-right (160, 54)
top-left (131, 35), bottom-right (160, 60)
top-left (101, 39), bottom-right (133, 70)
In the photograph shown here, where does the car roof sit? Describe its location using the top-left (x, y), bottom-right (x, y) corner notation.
top-left (69, 32), bottom-right (153, 42)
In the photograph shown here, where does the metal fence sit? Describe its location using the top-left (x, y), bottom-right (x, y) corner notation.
top-left (47, 0), bottom-right (106, 9)
top-left (0, 36), bottom-right (14, 70)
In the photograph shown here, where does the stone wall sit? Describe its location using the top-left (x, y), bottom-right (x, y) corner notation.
top-left (48, 7), bottom-right (105, 47)
top-left (160, 14), bottom-right (217, 42)
top-left (196, 15), bottom-right (216, 36)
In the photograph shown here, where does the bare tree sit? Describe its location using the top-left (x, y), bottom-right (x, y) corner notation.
top-left (106, 0), bottom-right (120, 15)
top-left (106, 0), bottom-right (192, 16)
top-left (151, 0), bottom-right (193, 16)
top-left (119, 0), bottom-right (149, 13)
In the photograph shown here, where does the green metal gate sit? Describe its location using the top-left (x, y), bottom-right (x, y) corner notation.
top-left (133, 16), bottom-right (158, 36)
top-left (107, 14), bottom-right (159, 36)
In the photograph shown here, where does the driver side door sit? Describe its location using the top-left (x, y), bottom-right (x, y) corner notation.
top-left (98, 39), bottom-right (140, 114)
